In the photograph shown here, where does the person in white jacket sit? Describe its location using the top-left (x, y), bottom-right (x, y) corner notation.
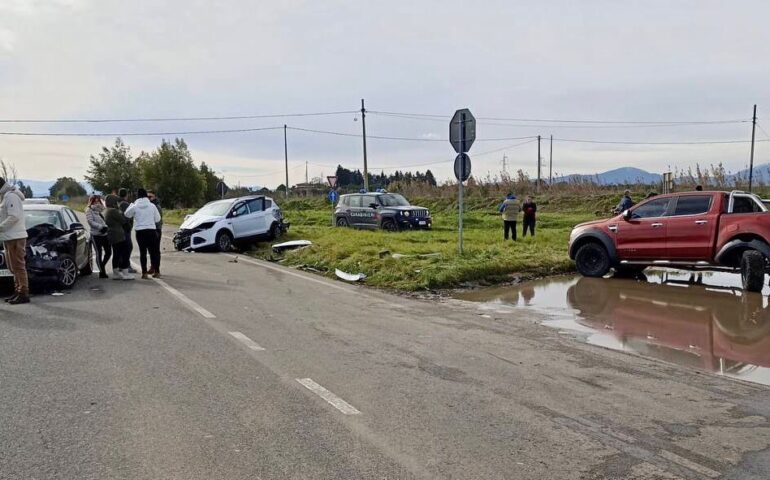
top-left (0, 178), bottom-right (29, 304)
top-left (124, 188), bottom-right (161, 279)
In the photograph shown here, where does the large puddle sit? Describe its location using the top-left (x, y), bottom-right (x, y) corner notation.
top-left (455, 270), bottom-right (770, 386)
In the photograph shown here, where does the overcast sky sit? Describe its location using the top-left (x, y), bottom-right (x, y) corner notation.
top-left (1, 0), bottom-right (769, 188)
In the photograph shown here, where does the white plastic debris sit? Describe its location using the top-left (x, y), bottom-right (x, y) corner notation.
top-left (272, 240), bottom-right (312, 253)
top-left (335, 269), bottom-right (367, 282)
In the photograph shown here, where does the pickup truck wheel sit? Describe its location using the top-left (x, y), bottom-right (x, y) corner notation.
top-left (740, 250), bottom-right (765, 293)
top-left (216, 230), bottom-right (233, 252)
top-left (575, 243), bottom-right (611, 278)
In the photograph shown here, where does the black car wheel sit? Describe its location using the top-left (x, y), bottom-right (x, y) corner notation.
top-left (382, 219), bottom-right (399, 232)
top-left (216, 230), bottom-right (233, 252)
top-left (57, 254), bottom-right (79, 290)
top-left (575, 242), bottom-right (610, 278)
top-left (740, 250), bottom-right (765, 293)
top-left (336, 217), bottom-right (349, 227)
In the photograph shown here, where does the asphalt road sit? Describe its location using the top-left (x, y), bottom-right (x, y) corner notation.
top-left (2, 232), bottom-right (770, 479)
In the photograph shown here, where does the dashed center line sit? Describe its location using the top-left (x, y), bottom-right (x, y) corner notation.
top-left (296, 378), bottom-right (361, 415)
top-left (228, 331), bottom-right (265, 351)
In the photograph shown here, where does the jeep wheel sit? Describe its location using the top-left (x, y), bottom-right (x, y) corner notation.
top-left (216, 230), bottom-right (233, 252)
top-left (575, 243), bottom-right (611, 278)
top-left (382, 219), bottom-right (399, 232)
top-left (336, 217), bottom-right (349, 227)
top-left (740, 250), bottom-right (765, 293)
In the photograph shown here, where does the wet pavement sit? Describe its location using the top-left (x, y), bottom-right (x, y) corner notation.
top-left (455, 269), bottom-right (770, 386)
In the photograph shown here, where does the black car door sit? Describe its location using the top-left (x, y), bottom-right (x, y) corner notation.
top-left (359, 195), bottom-right (379, 228)
top-left (63, 208), bottom-right (88, 267)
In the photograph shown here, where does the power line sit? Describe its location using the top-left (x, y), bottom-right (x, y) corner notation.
top-left (550, 137), bottom-right (770, 145)
top-left (287, 126), bottom-right (537, 142)
top-left (368, 110), bottom-right (749, 125)
top-left (0, 126), bottom-right (284, 137)
top-left (756, 122), bottom-right (770, 140)
top-left (0, 110), bottom-right (359, 124)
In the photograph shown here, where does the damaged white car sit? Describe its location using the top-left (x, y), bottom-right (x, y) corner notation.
top-left (173, 195), bottom-right (289, 252)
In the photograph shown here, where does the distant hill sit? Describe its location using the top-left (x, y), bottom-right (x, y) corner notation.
top-left (555, 167), bottom-right (662, 185)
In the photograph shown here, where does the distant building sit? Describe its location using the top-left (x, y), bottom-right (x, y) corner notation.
top-left (292, 182), bottom-right (325, 197)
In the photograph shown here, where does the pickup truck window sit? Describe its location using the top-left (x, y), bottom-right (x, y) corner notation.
top-left (672, 195), bottom-right (712, 216)
top-left (632, 197), bottom-right (671, 219)
top-left (731, 195), bottom-right (765, 214)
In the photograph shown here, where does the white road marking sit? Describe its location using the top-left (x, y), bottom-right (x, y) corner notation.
top-left (131, 261), bottom-right (216, 319)
top-left (296, 378), bottom-right (361, 415)
top-left (659, 450), bottom-right (720, 478)
top-left (228, 331), bottom-right (265, 351)
top-left (221, 253), bottom-right (352, 293)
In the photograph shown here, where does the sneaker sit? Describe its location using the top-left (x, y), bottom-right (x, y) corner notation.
top-left (128, 267), bottom-right (138, 274)
top-left (112, 268), bottom-right (122, 280)
top-left (120, 269), bottom-right (135, 281)
top-left (147, 267), bottom-right (155, 275)
top-left (8, 294), bottom-right (30, 305)
top-left (4, 293), bottom-right (18, 303)
top-left (152, 272), bottom-right (161, 278)
top-left (141, 273), bottom-right (149, 280)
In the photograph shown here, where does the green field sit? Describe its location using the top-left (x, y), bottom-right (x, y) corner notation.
top-left (212, 193), bottom-right (616, 291)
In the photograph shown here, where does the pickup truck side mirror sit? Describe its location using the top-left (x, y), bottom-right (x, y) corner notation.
top-left (622, 209), bottom-right (632, 221)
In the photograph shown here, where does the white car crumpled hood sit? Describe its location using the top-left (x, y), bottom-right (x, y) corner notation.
top-left (180, 214), bottom-right (224, 230)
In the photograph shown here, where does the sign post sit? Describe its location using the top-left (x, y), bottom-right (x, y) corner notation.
top-left (328, 189), bottom-right (339, 226)
top-left (216, 181), bottom-right (229, 199)
top-left (450, 108), bottom-right (476, 255)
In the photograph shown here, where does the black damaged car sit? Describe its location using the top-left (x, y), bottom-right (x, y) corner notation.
top-left (0, 205), bottom-right (92, 290)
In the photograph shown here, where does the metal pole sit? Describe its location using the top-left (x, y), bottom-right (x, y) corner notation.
top-left (549, 134), bottom-right (553, 185)
top-left (361, 99), bottom-right (369, 191)
top-left (283, 124), bottom-right (289, 198)
top-left (458, 113), bottom-right (464, 255)
top-left (536, 135), bottom-right (541, 193)
top-left (749, 104), bottom-right (757, 193)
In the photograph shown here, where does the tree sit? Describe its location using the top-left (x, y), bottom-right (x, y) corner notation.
top-left (0, 159), bottom-right (17, 185)
top-left (49, 177), bottom-right (87, 199)
top-left (425, 169), bottom-right (437, 187)
top-left (85, 138), bottom-right (141, 194)
top-left (17, 181), bottom-right (34, 198)
top-left (199, 162), bottom-right (223, 202)
top-left (139, 138), bottom-right (205, 208)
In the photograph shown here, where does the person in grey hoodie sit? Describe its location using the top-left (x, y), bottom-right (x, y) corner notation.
top-left (0, 178), bottom-right (29, 304)
top-left (124, 188), bottom-right (161, 279)
top-left (85, 194), bottom-right (111, 279)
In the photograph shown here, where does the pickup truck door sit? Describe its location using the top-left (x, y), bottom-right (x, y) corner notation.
top-left (666, 194), bottom-right (718, 260)
top-left (615, 197), bottom-right (672, 259)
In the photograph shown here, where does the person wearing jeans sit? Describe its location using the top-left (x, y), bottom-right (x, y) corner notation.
top-left (0, 178), bottom-right (30, 304)
top-left (148, 190), bottom-right (163, 276)
top-left (522, 195), bottom-right (537, 237)
top-left (86, 194), bottom-right (111, 278)
top-left (124, 189), bottom-right (161, 279)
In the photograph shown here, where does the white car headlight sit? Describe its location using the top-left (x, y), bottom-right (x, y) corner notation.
top-left (403, 211), bottom-right (410, 217)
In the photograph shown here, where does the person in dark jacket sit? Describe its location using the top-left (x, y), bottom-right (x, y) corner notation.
top-left (521, 196), bottom-right (537, 237)
top-left (104, 194), bottom-right (134, 280)
top-left (613, 190), bottom-right (634, 214)
top-left (118, 188), bottom-right (136, 273)
top-left (147, 190), bottom-right (163, 275)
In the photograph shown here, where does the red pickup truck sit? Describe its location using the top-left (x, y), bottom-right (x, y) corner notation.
top-left (569, 190), bottom-right (770, 291)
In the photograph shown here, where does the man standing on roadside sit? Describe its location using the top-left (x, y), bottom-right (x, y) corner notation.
top-left (0, 178), bottom-right (30, 304)
top-left (522, 195), bottom-right (537, 237)
top-left (125, 189), bottom-right (161, 279)
top-left (147, 190), bottom-right (163, 276)
top-left (118, 188), bottom-right (136, 273)
top-left (499, 192), bottom-right (521, 242)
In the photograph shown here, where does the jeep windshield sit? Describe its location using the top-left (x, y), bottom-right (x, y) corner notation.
top-left (379, 194), bottom-right (410, 207)
top-left (195, 200), bottom-right (233, 217)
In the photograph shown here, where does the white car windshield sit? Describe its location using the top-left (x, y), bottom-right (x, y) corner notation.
top-left (195, 200), bottom-right (233, 217)
top-left (379, 194), bottom-right (410, 207)
top-left (25, 209), bottom-right (64, 230)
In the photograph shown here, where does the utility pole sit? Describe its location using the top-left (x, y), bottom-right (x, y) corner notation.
top-left (536, 135), bottom-right (541, 193)
top-left (361, 99), bottom-right (369, 191)
top-left (305, 161), bottom-right (308, 184)
top-left (283, 124), bottom-right (289, 198)
top-left (549, 134), bottom-right (553, 185)
top-left (749, 104), bottom-right (757, 193)
top-left (501, 154), bottom-right (508, 174)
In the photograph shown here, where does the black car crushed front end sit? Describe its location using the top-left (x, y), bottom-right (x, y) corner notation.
top-left (20, 224), bottom-right (83, 288)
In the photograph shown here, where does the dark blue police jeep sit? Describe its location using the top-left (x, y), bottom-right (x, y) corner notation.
top-left (334, 192), bottom-right (432, 231)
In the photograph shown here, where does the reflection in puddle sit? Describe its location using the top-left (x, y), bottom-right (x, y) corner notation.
top-left (455, 269), bottom-right (770, 386)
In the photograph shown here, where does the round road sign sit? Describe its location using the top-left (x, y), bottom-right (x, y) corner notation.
top-left (328, 190), bottom-right (339, 203)
top-left (454, 153), bottom-right (472, 182)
